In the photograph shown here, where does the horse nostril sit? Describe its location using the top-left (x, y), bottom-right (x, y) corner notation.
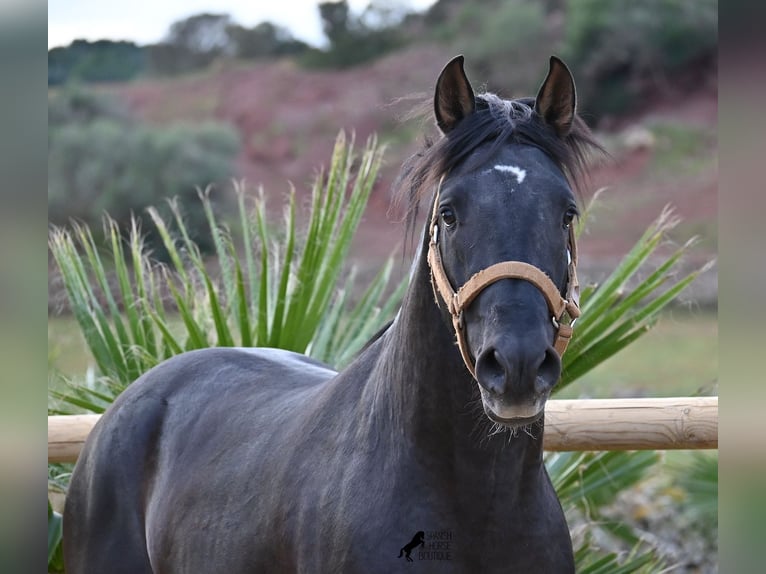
top-left (476, 348), bottom-right (508, 395)
top-left (535, 348), bottom-right (562, 394)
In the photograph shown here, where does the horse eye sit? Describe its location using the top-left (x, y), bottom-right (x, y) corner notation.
top-left (563, 208), bottom-right (578, 229)
top-left (440, 206), bottom-right (457, 227)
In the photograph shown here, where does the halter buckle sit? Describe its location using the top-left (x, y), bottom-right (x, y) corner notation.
top-left (552, 311), bottom-right (577, 330)
top-left (431, 224), bottom-right (439, 244)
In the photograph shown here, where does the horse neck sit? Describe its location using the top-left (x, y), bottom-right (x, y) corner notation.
top-left (361, 235), bottom-right (546, 479)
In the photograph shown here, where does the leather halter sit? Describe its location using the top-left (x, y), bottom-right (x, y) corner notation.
top-left (426, 176), bottom-right (581, 378)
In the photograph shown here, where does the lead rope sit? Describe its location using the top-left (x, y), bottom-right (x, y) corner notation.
top-left (426, 176), bottom-right (581, 378)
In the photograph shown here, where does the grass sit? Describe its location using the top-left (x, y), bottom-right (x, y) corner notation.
top-left (648, 122), bottom-right (716, 177)
top-left (558, 309), bottom-right (717, 399)
top-left (48, 316), bottom-right (90, 379)
top-left (50, 309), bottom-right (718, 399)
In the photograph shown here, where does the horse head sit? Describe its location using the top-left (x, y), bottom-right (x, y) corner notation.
top-left (428, 56), bottom-right (587, 428)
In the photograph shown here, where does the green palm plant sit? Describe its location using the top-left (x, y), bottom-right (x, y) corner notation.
top-left (48, 500), bottom-right (64, 572)
top-left (48, 136), bottom-right (713, 572)
top-left (678, 452), bottom-right (718, 528)
top-left (48, 132), bottom-right (405, 414)
top-left (549, 194), bottom-right (713, 572)
top-left (560, 200), bottom-right (712, 389)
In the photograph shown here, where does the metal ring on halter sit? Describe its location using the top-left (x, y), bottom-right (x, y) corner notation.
top-left (552, 313), bottom-right (577, 330)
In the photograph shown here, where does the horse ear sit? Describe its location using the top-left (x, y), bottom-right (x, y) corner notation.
top-left (535, 56), bottom-right (577, 137)
top-left (434, 55), bottom-right (476, 134)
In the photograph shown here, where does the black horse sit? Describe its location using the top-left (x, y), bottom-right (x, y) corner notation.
top-left (64, 55), bottom-right (600, 573)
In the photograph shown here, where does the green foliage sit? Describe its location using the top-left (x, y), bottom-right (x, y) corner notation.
top-left (676, 452), bottom-right (718, 528)
top-left (148, 13), bottom-right (234, 75)
top-left (548, 449), bottom-right (664, 572)
top-left (226, 22), bottom-right (310, 60)
top-left (47, 13), bottom-right (311, 80)
top-left (48, 89), bottom-right (239, 256)
top-left (48, 499), bottom-right (64, 572)
top-left (147, 13), bottom-right (311, 74)
top-left (154, 13), bottom-right (232, 75)
top-left (559, 201), bottom-right (713, 390)
top-left (48, 86), bottom-right (132, 130)
top-left (552, 451), bottom-right (660, 511)
top-left (555, 312), bottom-right (717, 399)
top-left (563, 0), bottom-right (718, 117)
top-left (575, 543), bottom-right (658, 574)
top-left (320, 0), bottom-right (352, 46)
top-left (166, 13), bottom-right (232, 56)
top-left (145, 43), bottom-right (199, 76)
top-left (48, 133), bottom-right (404, 414)
top-left (542, 193), bottom-right (714, 571)
top-left (48, 40), bottom-right (146, 86)
top-left (431, 0), bottom-right (550, 93)
top-left (301, 0), bottom-right (408, 69)
top-left (423, 0), bottom-right (716, 118)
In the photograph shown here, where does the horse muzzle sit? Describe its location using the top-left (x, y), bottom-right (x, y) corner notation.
top-left (474, 338), bottom-right (560, 427)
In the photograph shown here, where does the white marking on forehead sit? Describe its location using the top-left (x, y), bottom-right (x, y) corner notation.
top-left (494, 164), bottom-right (527, 184)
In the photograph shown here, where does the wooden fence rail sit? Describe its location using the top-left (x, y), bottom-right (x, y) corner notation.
top-left (48, 396), bottom-right (717, 463)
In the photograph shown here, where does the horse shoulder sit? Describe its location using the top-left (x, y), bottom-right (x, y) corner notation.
top-left (65, 346), bottom-right (337, 572)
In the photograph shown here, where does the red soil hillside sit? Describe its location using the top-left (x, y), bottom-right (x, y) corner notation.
top-left (104, 45), bottom-right (717, 298)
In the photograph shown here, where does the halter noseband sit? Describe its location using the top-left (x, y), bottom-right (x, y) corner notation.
top-left (426, 176), bottom-right (581, 379)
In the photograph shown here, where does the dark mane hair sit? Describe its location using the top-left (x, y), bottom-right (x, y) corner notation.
top-left (393, 92), bottom-right (604, 228)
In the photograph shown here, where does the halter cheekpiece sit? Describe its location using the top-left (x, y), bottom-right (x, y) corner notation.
top-left (426, 175), bottom-right (581, 379)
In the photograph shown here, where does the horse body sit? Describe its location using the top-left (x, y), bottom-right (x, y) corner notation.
top-left (66, 265), bottom-right (570, 573)
top-left (65, 55), bottom-right (600, 573)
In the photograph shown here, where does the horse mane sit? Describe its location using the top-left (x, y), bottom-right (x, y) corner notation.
top-left (392, 92), bottom-right (605, 237)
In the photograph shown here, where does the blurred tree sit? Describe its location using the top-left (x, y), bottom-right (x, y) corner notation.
top-left (149, 13), bottom-right (234, 75)
top-left (226, 22), bottom-right (310, 59)
top-left (319, 0), bottom-right (352, 46)
top-left (166, 13), bottom-right (234, 58)
top-left (306, 0), bottom-right (407, 68)
top-left (563, 0), bottom-right (718, 118)
top-left (48, 40), bottom-right (145, 85)
top-left (424, 0), bottom-right (550, 95)
top-left (48, 88), bottom-right (239, 256)
top-left (146, 42), bottom-right (196, 75)
top-left (358, 0), bottom-right (410, 29)
top-left (48, 87), bottom-right (132, 130)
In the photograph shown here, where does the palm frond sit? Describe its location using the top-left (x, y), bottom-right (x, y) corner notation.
top-left (48, 132), bottom-right (404, 414)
